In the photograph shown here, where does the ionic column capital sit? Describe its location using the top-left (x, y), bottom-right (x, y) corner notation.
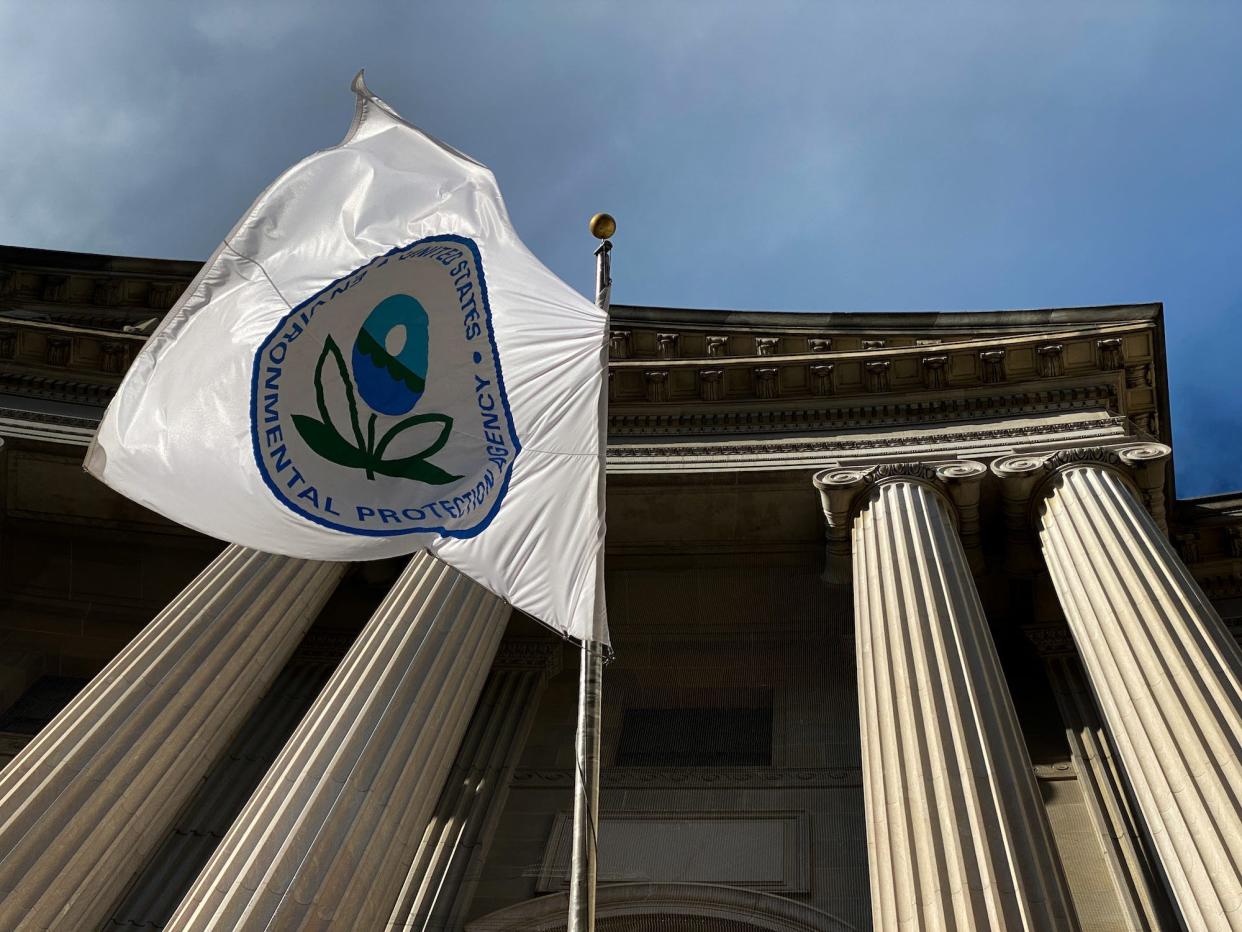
top-left (814, 459), bottom-right (987, 582)
top-left (990, 443), bottom-right (1171, 575)
top-left (991, 442), bottom-right (1171, 528)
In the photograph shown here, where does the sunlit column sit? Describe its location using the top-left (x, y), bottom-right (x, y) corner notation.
top-left (1023, 445), bottom-right (1242, 931)
top-left (0, 545), bottom-right (345, 931)
top-left (818, 462), bottom-right (1078, 930)
top-left (168, 551), bottom-right (509, 932)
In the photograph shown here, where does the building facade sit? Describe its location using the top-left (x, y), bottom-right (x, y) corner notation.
top-left (0, 244), bottom-right (1240, 930)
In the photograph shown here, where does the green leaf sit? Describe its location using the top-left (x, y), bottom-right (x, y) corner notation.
top-left (314, 336), bottom-right (366, 454)
top-left (291, 415), bottom-right (371, 469)
top-left (374, 413), bottom-right (454, 462)
top-left (372, 454), bottom-right (462, 485)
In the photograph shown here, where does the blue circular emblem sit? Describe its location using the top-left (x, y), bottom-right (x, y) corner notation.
top-left (249, 235), bottom-right (520, 539)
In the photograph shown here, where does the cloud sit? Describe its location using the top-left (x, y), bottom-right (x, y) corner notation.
top-left (1, 1), bottom-right (1239, 493)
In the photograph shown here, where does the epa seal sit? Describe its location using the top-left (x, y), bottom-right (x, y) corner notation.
top-left (250, 235), bottom-right (520, 538)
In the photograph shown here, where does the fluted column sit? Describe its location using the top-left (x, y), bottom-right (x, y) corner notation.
top-left (1026, 445), bottom-right (1242, 930)
top-left (168, 551), bottom-right (510, 932)
top-left (0, 545), bottom-right (344, 931)
top-left (1039, 645), bottom-right (1178, 930)
top-left (389, 640), bottom-right (561, 930)
top-left (817, 462), bottom-right (1078, 931)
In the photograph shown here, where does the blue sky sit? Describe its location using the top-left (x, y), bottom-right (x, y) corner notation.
top-left (2, 2), bottom-right (1239, 496)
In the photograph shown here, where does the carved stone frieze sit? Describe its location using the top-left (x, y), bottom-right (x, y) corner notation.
top-left (40, 275), bottom-right (67, 302)
top-left (753, 367), bottom-right (779, 399)
top-left (93, 278), bottom-right (125, 307)
top-left (1036, 343), bottom-right (1064, 378)
top-left (604, 322), bottom-right (1146, 407)
top-left (610, 417), bottom-right (1128, 460)
top-left (1097, 337), bottom-right (1124, 370)
top-left (45, 337), bottom-right (72, 367)
top-left (609, 386), bottom-right (1121, 439)
top-left (1126, 363), bottom-right (1152, 389)
top-left (0, 372), bottom-right (116, 407)
top-left (698, 368), bottom-right (723, 402)
top-left (147, 281), bottom-right (180, 309)
top-left (921, 355), bottom-right (948, 390)
top-left (0, 330), bottom-right (15, 360)
top-left (863, 360), bottom-right (890, 393)
top-left (809, 364), bottom-right (833, 396)
top-left (609, 330), bottom-right (632, 359)
top-left (643, 370), bottom-right (669, 402)
top-left (99, 342), bottom-right (129, 375)
top-left (980, 349), bottom-right (1007, 383)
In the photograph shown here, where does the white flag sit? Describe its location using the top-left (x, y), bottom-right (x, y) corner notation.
top-left (87, 73), bottom-right (609, 644)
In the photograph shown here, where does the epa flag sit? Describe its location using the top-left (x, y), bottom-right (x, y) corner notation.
top-left (86, 74), bottom-right (609, 645)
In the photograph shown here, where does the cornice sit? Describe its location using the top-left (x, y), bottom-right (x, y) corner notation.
top-left (607, 322), bottom-right (1144, 368)
top-left (609, 301), bottom-right (1162, 334)
top-left (607, 418), bottom-right (1129, 462)
top-left (609, 383), bottom-right (1120, 438)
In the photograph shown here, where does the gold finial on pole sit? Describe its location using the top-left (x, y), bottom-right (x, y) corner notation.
top-left (588, 213), bottom-right (614, 313)
top-left (588, 212), bottom-right (616, 240)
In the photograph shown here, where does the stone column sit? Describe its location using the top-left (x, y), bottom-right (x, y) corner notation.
top-left (1038, 642), bottom-right (1179, 930)
top-left (1007, 444), bottom-right (1242, 931)
top-left (0, 545), bottom-right (344, 931)
top-left (816, 462), bottom-right (1078, 931)
top-left (388, 640), bottom-right (561, 931)
top-left (167, 551), bottom-right (510, 932)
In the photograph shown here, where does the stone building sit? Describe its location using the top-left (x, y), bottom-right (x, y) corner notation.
top-left (0, 242), bottom-right (1239, 931)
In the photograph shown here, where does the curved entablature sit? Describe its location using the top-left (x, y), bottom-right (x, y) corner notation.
top-left (606, 301), bottom-right (1168, 456)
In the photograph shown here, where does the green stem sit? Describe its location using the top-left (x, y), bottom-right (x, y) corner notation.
top-left (365, 413), bottom-right (377, 480)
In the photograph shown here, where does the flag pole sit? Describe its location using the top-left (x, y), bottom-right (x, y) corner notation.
top-left (568, 212), bottom-right (615, 932)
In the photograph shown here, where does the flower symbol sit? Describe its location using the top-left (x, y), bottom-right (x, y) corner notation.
top-left (351, 294), bottom-right (429, 415)
top-left (291, 293), bottom-right (459, 485)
